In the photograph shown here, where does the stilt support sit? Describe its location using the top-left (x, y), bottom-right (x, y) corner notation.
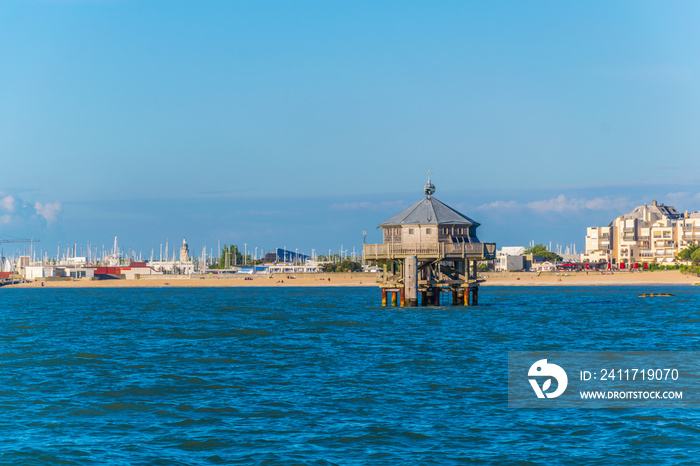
top-left (468, 286), bottom-right (478, 306)
top-left (391, 291), bottom-right (398, 306)
top-left (382, 289), bottom-right (387, 307)
top-left (433, 288), bottom-right (441, 306)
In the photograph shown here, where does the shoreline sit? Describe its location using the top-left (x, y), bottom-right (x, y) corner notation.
top-left (3, 272), bottom-right (378, 289)
top-left (3, 270), bottom-right (700, 289)
top-left (479, 270), bottom-right (700, 287)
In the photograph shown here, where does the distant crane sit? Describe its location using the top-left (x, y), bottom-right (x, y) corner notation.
top-left (0, 237), bottom-right (40, 257)
top-left (0, 238), bottom-right (40, 244)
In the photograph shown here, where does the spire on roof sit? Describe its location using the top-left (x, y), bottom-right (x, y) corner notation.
top-left (424, 171), bottom-right (435, 197)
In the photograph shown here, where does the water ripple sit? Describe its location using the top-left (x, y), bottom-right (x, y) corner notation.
top-left (0, 286), bottom-right (698, 464)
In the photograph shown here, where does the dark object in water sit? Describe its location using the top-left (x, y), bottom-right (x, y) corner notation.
top-left (638, 293), bottom-right (675, 297)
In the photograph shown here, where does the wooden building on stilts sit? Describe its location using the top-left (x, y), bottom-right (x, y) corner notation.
top-left (363, 175), bottom-right (496, 307)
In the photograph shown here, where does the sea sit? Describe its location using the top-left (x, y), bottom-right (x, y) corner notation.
top-left (0, 285), bottom-right (698, 465)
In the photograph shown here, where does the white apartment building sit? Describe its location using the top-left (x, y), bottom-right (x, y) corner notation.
top-left (495, 246), bottom-right (526, 271)
top-left (583, 200), bottom-right (700, 266)
top-left (582, 226), bottom-right (612, 263)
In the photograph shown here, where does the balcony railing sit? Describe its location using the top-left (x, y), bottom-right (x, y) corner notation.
top-left (363, 242), bottom-right (497, 260)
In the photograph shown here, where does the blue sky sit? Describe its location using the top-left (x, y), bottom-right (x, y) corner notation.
top-left (2, 1), bottom-right (700, 258)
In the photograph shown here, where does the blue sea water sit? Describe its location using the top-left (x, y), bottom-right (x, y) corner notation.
top-left (0, 285), bottom-right (699, 465)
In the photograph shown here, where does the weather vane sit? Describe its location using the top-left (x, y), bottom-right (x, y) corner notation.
top-left (424, 171), bottom-right (435, 197)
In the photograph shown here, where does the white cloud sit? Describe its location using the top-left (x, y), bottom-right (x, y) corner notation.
top-left (0, 195), bottom-right (15, 212)
top-left (35, 201), bottom-right (62, 224)
top-left (0, 191), bottom-right (63, 226)
top-left (476, 200), bottom-right (519, 210)
top-left (666, 192), bottom-right (690, 204)
top-left (331, 200), bottom-right (407, 210)
top-left (526, 195), bottom-right (578, 213)
top-left (479, 195), bottom-right (630, 215)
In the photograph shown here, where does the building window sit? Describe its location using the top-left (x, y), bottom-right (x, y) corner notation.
top-left (426, 228), bottom-right (431, 234)
top-left (409, 229), bottom-right (414, 235)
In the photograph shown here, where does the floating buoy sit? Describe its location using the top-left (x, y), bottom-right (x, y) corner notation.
top-left (638, 293), bottom-right (675, 297)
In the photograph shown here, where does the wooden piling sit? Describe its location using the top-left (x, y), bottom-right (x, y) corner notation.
top-left (433, 288), bottom-right (441, 306)
top-left (404, 255), bottom-right (418, 306)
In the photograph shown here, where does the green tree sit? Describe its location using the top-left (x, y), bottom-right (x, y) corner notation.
top-left (210, 244), bottom-right (245, 269)
top-left (691, 249), bottom-right (700, 266)
top-left (677, 245), bottom-right (700, 264)
top-left (335, 259), bottom-right (362, 272)
top-left (524, 244), bottom-right (563, 262)
top-left (320, 259), bottom-right (362, 272)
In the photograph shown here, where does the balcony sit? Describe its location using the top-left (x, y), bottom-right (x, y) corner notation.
top-left (363, 242), bottom-right (497, 261)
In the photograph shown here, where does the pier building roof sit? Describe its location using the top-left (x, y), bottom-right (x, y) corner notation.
top-left (379, 196), bottom-right (480, 227)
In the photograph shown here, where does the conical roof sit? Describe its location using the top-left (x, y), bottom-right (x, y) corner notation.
top-left (379, 196), bottom-right (480, 227)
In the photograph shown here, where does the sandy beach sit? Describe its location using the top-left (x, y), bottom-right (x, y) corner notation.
top-left (4, 272), bottom-right (378, 289)
top-left (479, 270), bottom-right (700, 287)
top-left (4, 270), bottom-right (700, 289)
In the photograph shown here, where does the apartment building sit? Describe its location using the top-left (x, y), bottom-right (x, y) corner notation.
top-left (494, 246), bottom-right (526, 271)
top-left (582, 200), bottom-right (700, 265)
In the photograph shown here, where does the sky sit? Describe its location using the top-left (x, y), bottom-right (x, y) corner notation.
top-left (2, 1), bottom-right (700, 259)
